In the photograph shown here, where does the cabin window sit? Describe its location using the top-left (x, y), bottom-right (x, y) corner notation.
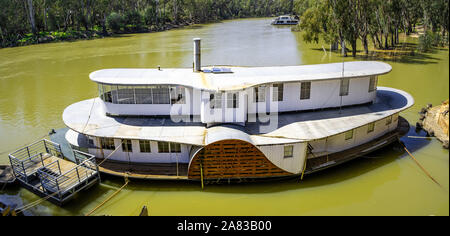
top-left (152, 86), bottom-right (170, 104)
top-left (100, 138), bottom-right (115, 150)
top-left (227, 92), bottom-right (239, 108)
top-left (98, 84), bottom-right (104, 101)
top-left (284, 145), bottom-right (294, 158)
top-left (135, 86), bottom-right (153, 104)
top-left (101, 85), bottom-right (114, 103)
top-left (367, 122), bottom-right (375, 133)
top-left (121, 139), bottom-right (133, 152)
top-left (345, 130), bottom-right (353, 140)
top-left (272, 84), bottom-right (284, 102)
top-left (139, 140), bottom-right (151, 153)
top-left (254, 86), bottom-right (266, 102)
top-left (386, 116), bottom-right (392, 125)
top-left (170, 86), bottom-right (186, 104)
top-left (111, 85), bottom-right (119, 103)
top-left (117, 86), bottom-right (136, 104)
top-left (340, 78), bottom-right (350, 96)
top-left (158, 142), bottom-right (170, 153)
top-left (87, 137), bottom-right (95, 148)
top-left (369, 76), bottom-right (378, 92)
top-left (210, 93), bottom-right (223, 109)
top-left (300, 82), bottom-right (311, 100)
top-left (170, 143), bottom-right (181, 153)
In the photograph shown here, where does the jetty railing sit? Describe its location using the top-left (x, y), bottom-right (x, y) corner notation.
top-left (8, 139), bottom-right (62, 182)
top-left (37, 154), bottom-right (99, 201)
top-left (8, 139), bottom-right (101, 205)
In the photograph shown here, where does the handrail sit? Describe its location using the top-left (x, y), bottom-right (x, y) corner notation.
top-left (9, 139), bottom-right (61, 160)
top-left (38, 157), bottom-right (97, 184)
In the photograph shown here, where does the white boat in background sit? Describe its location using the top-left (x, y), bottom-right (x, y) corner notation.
top-left (271, 15), bottom-right (299, 25)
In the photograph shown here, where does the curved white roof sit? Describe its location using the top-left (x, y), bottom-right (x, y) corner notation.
top-left (89, 61), bottom-right (392, 91)
top-left (63, 87), bottom-right (413, 146)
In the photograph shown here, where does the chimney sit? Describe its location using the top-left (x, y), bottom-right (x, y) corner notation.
top-left (193, 38), bottom-right (201, 72)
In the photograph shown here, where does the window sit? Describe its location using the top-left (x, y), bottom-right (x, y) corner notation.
top-left (117, 86), bottom-right (135, 104)
top-left (386, 116), bottom-right (392, 125)
top-left (340, 78), bottom-right (350, 96)
top-left (135, 86), bottom-right (153, 104)
top-left (122, 139), bottom-right (132, 152)
top-left (139, 140), bottom-right (151, 153)
top-left (367, 122), bottom-right (375, 133)
top-left (345, 130), bottom-right (353, 140)
top-left (209, 93), bottom-right (222, 109)
top-left (227, 92), bottom-right (239, 108)
top-left (300, 82), bottom-right (311, 100)
top-left (170, 143), bottom-right (181, 153)
top-left (88, 137), bottom-right (95, 148)
top-left (272, 84), bottom-right (283, 102)
top-left (101, 85), bottom-right (114, 103)
top-left (254, 86), bottom-right (266, 102)
top-left (284, 145), bottom-right (293, 158)
top-left (158, 141), bottom-right (181, 153)
top-left (170, 86), bottom-right (186, 104)
top-left (98, 84), bottom-right (104, 101)
top-left (369, 76), bottom-right (377, 92)
top-left (158, 142), bottom-right (170, 153)
top-left (100, 138), bottom-right (115, 150)
top-left (152, 86), bottom-right (170, 104)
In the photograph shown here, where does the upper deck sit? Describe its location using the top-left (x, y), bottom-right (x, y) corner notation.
top-left (89, 61), bottom-right (392, 91)
top-left (62, 87), bottom-right (414, 146)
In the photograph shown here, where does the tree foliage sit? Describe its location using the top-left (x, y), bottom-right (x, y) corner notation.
top-left (296, 0), bottom-right (449, 56)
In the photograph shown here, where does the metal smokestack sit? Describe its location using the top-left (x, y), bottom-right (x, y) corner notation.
top-left (193, 38), bottom-right (201, 72)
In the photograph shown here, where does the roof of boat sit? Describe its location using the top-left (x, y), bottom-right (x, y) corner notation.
top-left (63, 87), bottom-right (413, 146)
top-left (89, 61), bottom-right (392, 91)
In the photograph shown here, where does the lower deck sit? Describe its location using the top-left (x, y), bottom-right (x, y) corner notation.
top-left (93, 116), bottom-right (409, 181)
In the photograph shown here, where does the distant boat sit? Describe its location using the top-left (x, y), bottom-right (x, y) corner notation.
top-left (271, 15), bottom-right (299, 25)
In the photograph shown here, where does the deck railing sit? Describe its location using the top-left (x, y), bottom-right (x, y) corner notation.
top-left (8, 139), bottom-right (62, 182)
top-left (37, 154), bottom-right (99, 201)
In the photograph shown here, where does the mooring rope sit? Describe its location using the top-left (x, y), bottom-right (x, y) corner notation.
top-left (15, 189), bottom-right (62, 214)
top-left (97, 139), bottom-right (125, 167)
top-left (400, 141), bottom-right (442, 188)
top-left (85, 175), bottom-right (129, 216)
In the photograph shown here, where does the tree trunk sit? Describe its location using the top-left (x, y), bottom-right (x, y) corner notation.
top-left (26, 0), bottom-right (37, 34)
top-left (340, 31), bottom-right (347, 57)
top-left (330, 41), bottom-right (339, 51)
top-left (362, 35), bottom-right (369, 55)
top-left (351, 39), bottom-right (357, 57)
top-left (384, 33), bottom-right (389, 49)
top-left (43, 2), bottom-right (47, 31)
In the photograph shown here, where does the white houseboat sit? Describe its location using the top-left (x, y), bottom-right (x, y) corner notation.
top-left (271, 15), bottom-right (299, 25)
top-left (63, 38), bottom-right (414, 182)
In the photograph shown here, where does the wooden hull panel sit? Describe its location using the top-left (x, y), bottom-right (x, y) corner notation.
top-left (188, 139), bottom-right (292, 180)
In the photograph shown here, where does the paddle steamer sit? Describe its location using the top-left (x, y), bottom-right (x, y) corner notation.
top-left (63, 38), bottom-right (414, 182)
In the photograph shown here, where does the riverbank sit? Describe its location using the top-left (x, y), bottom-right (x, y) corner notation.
top-left (419, 100), bottom-right (449, 149)
top-left (1, 22), bottom-right (196, 49)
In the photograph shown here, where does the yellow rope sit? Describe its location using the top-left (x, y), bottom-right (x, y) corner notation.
top-left (97, 140), bottom-right (125, 167)
top-left (402, 144), bottom-right (442, 188)
top-left (85, 175), bottom-right (129, 216)
top-left (15, 189), bottom-right (61, 214)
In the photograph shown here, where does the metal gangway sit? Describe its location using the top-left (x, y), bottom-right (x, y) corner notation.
top-left (8, 139), bottom-right (100, 205)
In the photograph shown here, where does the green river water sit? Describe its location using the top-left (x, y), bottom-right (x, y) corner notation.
top-left (0, 18), bottom-right (448, 216)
